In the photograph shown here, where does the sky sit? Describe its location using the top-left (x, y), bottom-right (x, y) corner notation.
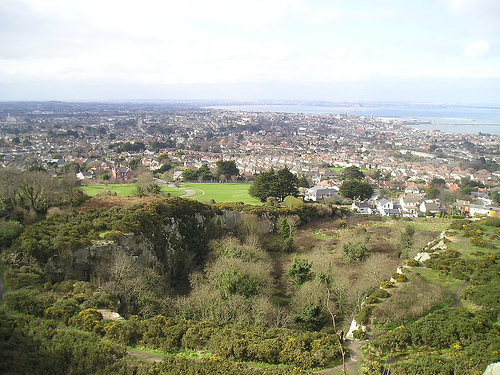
top-left (0, 0), bottom-right (499, 103)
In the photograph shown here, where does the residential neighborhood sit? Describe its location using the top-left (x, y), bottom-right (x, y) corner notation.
top-left (0, 101), bottom-right (499, 217)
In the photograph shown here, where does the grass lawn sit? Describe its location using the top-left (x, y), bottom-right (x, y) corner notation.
top-left (181, 183), bottom-right (261, 205)
top-left (81, 184), bottom-right (185, 197)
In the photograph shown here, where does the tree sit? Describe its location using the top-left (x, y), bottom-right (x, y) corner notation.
top-left (18, 171), bottom-right (56, 214)
top-left (274, 167), bottom-right (298, 201)
top-left (341, 166), bottom-right (365, 181)
top-left (216, 160), bottom-right (239, 180)
top-left (297, 175), bottom-right (310, 188)
top-left (339, 180), bottom-right (374, 200)
top-left (249, 170), bottom-right (277, 202)
top-left (249, 167), bottom-right (299, 202)
top-left (426, 186), bottom-right (440, 199)
top-left (288, 257), bottom-right (313, 285)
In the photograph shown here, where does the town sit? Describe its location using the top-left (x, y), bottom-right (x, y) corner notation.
top-left (0, 101), bottom-right (499, 217)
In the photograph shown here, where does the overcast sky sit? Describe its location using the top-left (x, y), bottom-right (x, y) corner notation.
top-left (1, 0), bottom-right (499, 103)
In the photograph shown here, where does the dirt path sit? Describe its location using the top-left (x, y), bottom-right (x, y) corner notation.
top-left (127, 350), bottom-right (164, 363)
top-left (268, 251), bottom-right (287, 299)
top-left (315, 339), bottom-right (363, 374)
top-left (451, 280), bottom-right (469, 308)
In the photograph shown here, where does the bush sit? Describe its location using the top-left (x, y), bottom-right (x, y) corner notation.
top-left (372, 274), bottom-right (450, 326)
top-left (393, 274), bottom-right (408, 283)
top-left (288, 257), bottom-right (313, 286)
top-left (0, 220), bottom-right (24, 248)
top-left (406, 259), bottom-right (420, 267)
top-left (380, 281), bottom-right (395, 289)
top-left (342, 241), bottom-right (368, 262)
top-left (353, 329), bottom-right (368, 340)
top-left (356, 305), bottom-right (373, 324)
top-left (44, 298), bottom-right (81, 323)
top-left (2, 287), bottom-right (54, 316)
top-left (292, 303), bottom-right (325, 331)
top-left (71, 308), bottom-right (105, 334)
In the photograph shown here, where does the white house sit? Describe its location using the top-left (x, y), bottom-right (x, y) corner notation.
top-left (376, 197), bottom-right (401, 216)
top-left (304, 186), bottom-right (339, 201)
top-left (352, 201), bottom-right (375, 214)
top-left (419, 200), bottom-right (443, 216)
top-left (399, 193), bottom-right (422, 217)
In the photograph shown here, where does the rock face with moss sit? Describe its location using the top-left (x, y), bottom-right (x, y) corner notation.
top-left (9, 198), bottom-right (327, 286)
top-left (11, 198), bottom-right (217, 284)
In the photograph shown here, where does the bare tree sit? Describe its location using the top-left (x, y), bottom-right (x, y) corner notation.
top-left (326, 284), bottom-right (347, 375)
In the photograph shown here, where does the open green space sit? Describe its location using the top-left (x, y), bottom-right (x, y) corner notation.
top-left (80, 183), bottom-right (185, 197)
top-left (181, 183), bottom-right (262, 205)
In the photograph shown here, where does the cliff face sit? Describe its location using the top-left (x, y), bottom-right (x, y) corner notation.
top-left (43, 206), bottom-right (277, 283)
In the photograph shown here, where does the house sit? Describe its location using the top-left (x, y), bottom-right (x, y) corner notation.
top-left (419, 201), bottom-right (444, 216)
top-left (304, 186), bottom-right (339, 201)
top-left (399, 193), bottom-right (422, 217)
top-left (404, 185), bottom-right (420, 194)
top-left (376, 197), bottom-right (401, 216)
top-left (352, 201), bottom-right (375, 214)
top-left (112, 167), bottom-right (132, 181)
top-left (466, 204), bottom-right (500, 217)
top-left (76, 171), bottom-right (94, 180)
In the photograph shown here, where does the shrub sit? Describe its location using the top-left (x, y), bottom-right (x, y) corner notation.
top-left (356, 305), bottom-right (373, 324)
top-left (0, 220), bottom-right (24, 248)
top-left (380, 281), bottom-right (395, 289)
top-left (342, 241), bottom-right (368, 262)
top-left (71, 308), bottom-right (104, 334)
top-left (353, 329), bottom-right (368, 340)
top-left (2, 287), bottom-right (54, 316)
top-left (288, 257), bottom-right (313, 286)
top-left (44, 298), bottom-right (81, 323)
top-left (292, 303), bottom-right (325, 331)
top-left (406, 259), bottom-right (420, 267)
top-left (393, 274), bottom-right (408, 283)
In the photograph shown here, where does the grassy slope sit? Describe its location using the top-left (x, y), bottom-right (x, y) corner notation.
top-left (81, 184), bottom-right (185, 197)
top-left (181, 183), bottom-right (262, 205)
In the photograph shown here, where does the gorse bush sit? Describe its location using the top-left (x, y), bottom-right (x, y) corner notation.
top-left (342, 241), bottom-right (367, 262)
top-left (288, 257), bottom-right (313, 286)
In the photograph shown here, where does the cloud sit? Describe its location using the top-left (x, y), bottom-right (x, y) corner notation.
top-left (464, 40), bottom-right (491, 59)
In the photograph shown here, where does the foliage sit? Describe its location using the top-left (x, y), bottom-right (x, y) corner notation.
top-left (2, 287), bottom-right (54, 317)
top-left (292, 303), bottom-right (325, 331)
top-left (0, 314), bottom-right (125, 375)
top-left (338, 179), bottom-right (374, 200)
top-left (288, 257), bottom-right (313, 286)
top-left (372, 273), bottom-right (450, 326)
top-left (216, 160), bottom-right (239, 179)
top-left (249, 167), bottom-right (299, 202)
top-left (460, 259), bottom-right (499, 312)
top-left (423, 250), bottom-right (475, 280)
top-left (352, 329), bottom-right (368, 340)
top-left (342, 241), bottom-right (368, 262)
top-left (406, 258), bottom-right (420, 267)
top-left (283, 196), bottom-right (304, 210)
top-left (340, 166), bottom-right (365, 181)
top-left (0, 220), bottom-right (24, 248)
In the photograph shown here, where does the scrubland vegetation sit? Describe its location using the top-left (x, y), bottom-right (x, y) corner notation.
top-left (0, 185), bottom-right (499, 373)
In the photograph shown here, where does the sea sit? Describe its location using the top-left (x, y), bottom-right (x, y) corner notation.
top-left (208, 104), bottom-right (500, 136)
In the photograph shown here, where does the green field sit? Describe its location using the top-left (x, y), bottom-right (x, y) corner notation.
top-left (181, 183), bottom-right (261, 205)
top-left (80, 184), bottom-right (185, 197)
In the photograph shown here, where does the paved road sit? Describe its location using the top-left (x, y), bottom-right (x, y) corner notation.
top-left (153, 178), bottom-right (198, 198)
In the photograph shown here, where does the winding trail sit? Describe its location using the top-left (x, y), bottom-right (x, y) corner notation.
top-left (315, 340), bottom-right (363, 374)
top-left (152, 178), bottom-right (198, 198)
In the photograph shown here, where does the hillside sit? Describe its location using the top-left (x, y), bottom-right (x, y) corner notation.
top-left (0, 196), bottom-right (499, 374)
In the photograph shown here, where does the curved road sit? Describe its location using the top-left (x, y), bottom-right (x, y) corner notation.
top-left (152, 178), bottom-right (197, 198)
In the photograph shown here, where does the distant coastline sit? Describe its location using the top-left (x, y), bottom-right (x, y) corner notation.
top-left (207, 103), bottom-right (500, 136)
